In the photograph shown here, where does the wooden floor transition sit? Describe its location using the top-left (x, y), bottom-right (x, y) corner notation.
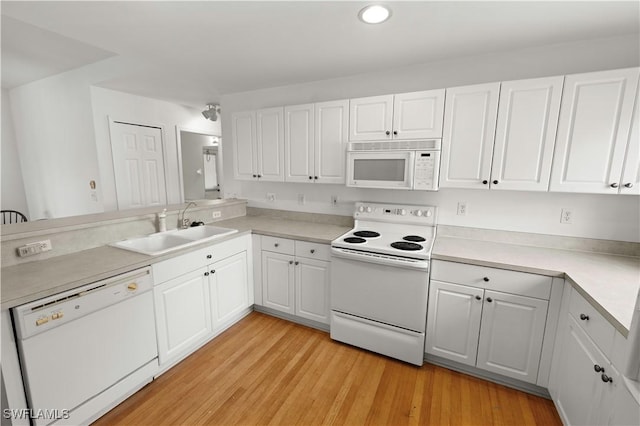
top-left (95, 312), bottom-right (562, 426)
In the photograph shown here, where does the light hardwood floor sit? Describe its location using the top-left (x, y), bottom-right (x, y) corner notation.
top-left (95, 312), bottom-right (561, 425)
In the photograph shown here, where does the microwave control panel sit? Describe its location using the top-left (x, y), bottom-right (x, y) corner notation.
top-left (413, 150), bottom-right (440, 190)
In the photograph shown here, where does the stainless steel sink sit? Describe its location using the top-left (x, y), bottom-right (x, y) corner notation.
top-left (110, 225), bottom-right (238, 256)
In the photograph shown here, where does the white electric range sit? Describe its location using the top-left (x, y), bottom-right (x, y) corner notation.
top-left (330, 202), bottom-right (437, 366)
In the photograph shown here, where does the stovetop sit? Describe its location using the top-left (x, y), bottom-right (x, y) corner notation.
top-left (331, 202), bottom-right (437, 260)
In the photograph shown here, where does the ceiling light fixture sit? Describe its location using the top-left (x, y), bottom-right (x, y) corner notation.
top-left (358, 4), bottom-right (391, 24)
top-left (202, 103), bottom-right (220, 121)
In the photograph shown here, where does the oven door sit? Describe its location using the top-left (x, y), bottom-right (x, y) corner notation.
top-left (330, 254), bottom-right (428, 332)
top-left (346, 150), bottom-right (415, 189)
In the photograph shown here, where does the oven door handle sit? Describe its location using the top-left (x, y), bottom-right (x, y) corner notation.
top-left (330, 247), bottom-right (429, 271)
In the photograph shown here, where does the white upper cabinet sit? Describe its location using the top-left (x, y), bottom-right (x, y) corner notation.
top-left (315, 99), bottom-right (349, 184)
top-left (620, 85), bottom-right (640, 195)
top-left (440, 83), bottom-right (500, 189)
top-left (392, 89), bottom-right (445, 139)
top-left (549, 67), bottom-right (640, 194)
top-left (284, 104), bottom-right (314, 183)
top-left (256, 107), bottom-right (285, 181)
top-left (349, 90), bottom-right (445, 141)
top-left (233, 108), bottom-right (285, 181)
top-left (284, 100), bottom-right (348, 184)
top-left (491, 76), bottom-right (564, 191)
top-left (349, 95), bottom-right (393, 141)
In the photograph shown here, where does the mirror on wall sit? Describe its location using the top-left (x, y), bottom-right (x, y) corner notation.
top-left (177, 129), bottom-right (223, 202)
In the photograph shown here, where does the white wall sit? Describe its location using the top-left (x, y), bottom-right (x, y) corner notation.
top-left (220, 35), bottom-right (640, 242)
top-left (90, 87), bottom-right (220, 211)
top-left (1, 89), bottom-right (29, 218)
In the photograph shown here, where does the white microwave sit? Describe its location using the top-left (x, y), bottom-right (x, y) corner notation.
top-left (346, 140), bottom-right (441, 191)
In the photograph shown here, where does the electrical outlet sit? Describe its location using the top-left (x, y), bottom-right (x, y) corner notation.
top-left (17, 240), bottom-right (52, 257)
top-left (212, 211), bottom-right (222, 219)
top-left (266, 193), bottom-right (276, 202)
top-left (457, 202), bottom-right (467, 216)
top-left (331, 195), bottom-right (338, 206)
top-left (560, 208), bottom-right (573, 224)
top-left (297, 194), bottom-right (305, 205)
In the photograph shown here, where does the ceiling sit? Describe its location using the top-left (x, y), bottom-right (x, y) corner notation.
top-left (2, 1), bottom-right (639, 108)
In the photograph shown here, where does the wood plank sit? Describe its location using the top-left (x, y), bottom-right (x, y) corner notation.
top-left (94, 312), bottom-right (561, 426)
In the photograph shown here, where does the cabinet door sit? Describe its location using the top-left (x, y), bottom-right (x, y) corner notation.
top-left (349, 95), bottom-right (394, 141)
top-left (476, 291), bottom-right (548, 384)
top-left (620, 85), bottom-right (640, 194)
top-left (295, 258), bottom-right (330, 324)
top-left (393, 89), bottom-right (445, 139)
top-left (315, 99), bottom-right (349, 184)
top-left (261, 251), bottom-right (295, 314)
top-left (425, 280), bottom-right (483, 366)
top-left (440, 83), bottom-right (500, 189)
top-left (232, 111), bottom-right (257, 180)
top-left (284, 104), bottom-right (315, 183)
top-left (154, 269), bottom-right (212, 365)
top-left (550, 68), bottom-right (640, 193)
top-left (209, 251), bottom-right (249, 329)
top-left (491, 76), bottom-right (564, 191)
top-left (256, 107), bottom-right (285, 181)
top-left (554, 314), bottom-right (607, 426)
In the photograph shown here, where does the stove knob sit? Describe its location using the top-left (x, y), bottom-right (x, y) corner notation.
top-left (415, 210), bottom-right (423, 217)
top-left (425, 210), bottom-right (432, 217)
top-left (366, 206), bottom-right (373, 213)
top-left (358, 205), bottom-right (365, 213)
top-left (400, 209), bottom-right (406, 215)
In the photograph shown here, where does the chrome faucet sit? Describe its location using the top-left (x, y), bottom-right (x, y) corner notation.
top-left (180, 202), bottom-right (197, 228)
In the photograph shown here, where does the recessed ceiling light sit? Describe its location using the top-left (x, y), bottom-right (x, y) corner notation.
top-left (358, 5), bottom-right (391, 24)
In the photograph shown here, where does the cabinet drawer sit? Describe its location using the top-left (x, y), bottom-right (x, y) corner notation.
top-left (295, 241), bottom-right (330, 261)
top-left (569, 289), bottom-right (615, 358)
top-left (261, 235), bottom-right (295, 255)
top-left (211, 234), bottom-right (250, 263)
top-left (431, 260), bottom-right (552, 300)
top-left (152, 246), bottom-right (212, 284)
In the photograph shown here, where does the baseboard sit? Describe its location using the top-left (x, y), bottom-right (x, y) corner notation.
top-left (252, 305), bottom-right (330, 332)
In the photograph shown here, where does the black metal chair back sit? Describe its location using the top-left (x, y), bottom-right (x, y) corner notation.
top-left (1, 210), bottom-right (27, 225)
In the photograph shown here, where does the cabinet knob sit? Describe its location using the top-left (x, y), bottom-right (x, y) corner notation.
top-left (211, 270), bottom-right (215, 274)
top-left (594, 364), bottom-right (605, 373)
top-left (475, 295), bottom-right (482, 300)
top-left (624, 183), bottom-right (634, 188)
top-left (310, 249), bottom-right (315, 254)
top-left (274, 243), bottom-right (279, 247)
top-left (601, 373), bottom-right (613, 383)
top-left (295, 261), bottom-right (299, 265)
top-left (258, 174), bottom-right (262, 178)
top-left (289, 260), bottom-right (293, 265)
top-left (252, 174), bottom-right (257, 178)
top-left (309, 176), bottom-right (313, 180)
top-left (206, 254), bottom-right (212, 259)
top-left (385, 131), bottom-right (391, 136)
top-left (483, 277), bottom-right (490, 282)
top-left (580, 313), bottom-right (590, 321)
top-left (486, 297), bottom-right (493, 303)
top-left (204, 272), bottom-right (209, 276)
top-left (492, 180), bottom-right (499, 185)
top-left (482, 180), bottom-right (488, 185)
top-left (610, 183), bottom-right (619, 188)
top-left (314, 176), bottom-right (318, 180)
top-left (393, 130), bottom-right (398, 135)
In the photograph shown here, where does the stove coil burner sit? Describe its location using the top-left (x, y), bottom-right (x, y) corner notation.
top-left (344, 237), bottom-right (367, 244)
top-left (353, 230), bottom-right (381, 238)
top-left (390, 241), bottom-right (423, 251)
top-left (403, 235), bottom-right (426, 242)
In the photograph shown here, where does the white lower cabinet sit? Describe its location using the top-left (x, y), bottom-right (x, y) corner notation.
top-left (152, 234), bottom-right (253, 366)
top-left (154, 269), bottom-right (212, 365)
top-left (549, 285), bottom-right (631, 426)
top-left (427, 260), bottom-right (552, 385)
top-left (260, 236), bottom-right (330, 324)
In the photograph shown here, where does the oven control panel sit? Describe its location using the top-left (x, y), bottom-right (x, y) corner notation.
top-left (354, 202), bottom-right (436, 225)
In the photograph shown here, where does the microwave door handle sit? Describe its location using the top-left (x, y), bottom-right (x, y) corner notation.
top-left (406, 151), bottom-right (416, 189)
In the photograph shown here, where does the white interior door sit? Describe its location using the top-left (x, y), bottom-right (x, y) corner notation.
top-left (110, 121), bottom-right (167, 210)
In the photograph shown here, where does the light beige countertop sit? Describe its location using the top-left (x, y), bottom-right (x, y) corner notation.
top-left (433, 236), bottom-right (640, 335)
top-left (1, 216), bottom-right (350, 310)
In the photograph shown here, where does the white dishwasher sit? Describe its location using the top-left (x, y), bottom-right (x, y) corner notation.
top-left (12, 267), bottom-right (159, 426)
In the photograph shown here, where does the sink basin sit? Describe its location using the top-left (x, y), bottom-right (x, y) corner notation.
top-left (110, 225), bottom-right (238, 256)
